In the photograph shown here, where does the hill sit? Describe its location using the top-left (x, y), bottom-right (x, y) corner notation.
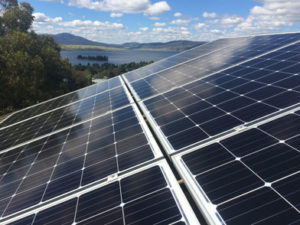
top-left (50, 33), bottom-right (206, 51)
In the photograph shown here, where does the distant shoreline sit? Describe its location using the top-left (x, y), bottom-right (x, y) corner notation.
top-left (60, 44), bottom-right (194, 52)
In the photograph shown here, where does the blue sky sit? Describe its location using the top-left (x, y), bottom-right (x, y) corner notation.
top-left (29, 0), bottom-right (300, 44)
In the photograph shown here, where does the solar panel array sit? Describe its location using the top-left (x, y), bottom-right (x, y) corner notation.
top-left (138, 41), bottom-right (300, 153)
top-left (1, 32), bottom-right (300, 225)
top-left (4, 161), bottom-right (199, 225)
top-left (0, 84), bottom-right (131, 151)
top-left (173, 109), bottom-right (300, 224)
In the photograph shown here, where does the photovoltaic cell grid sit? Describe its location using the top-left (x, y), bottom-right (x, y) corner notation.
top-left (174, 110), bottom-right (300, 225)
top-left (140, 41), bottom-right (300, 152)
top-left (126, 33), bottom-right (300, 101)
top-left (5, 162), bottom-right (199, 225)
top-left (1, 32), bottom-right (300, 225)
top-left (0, 77), bottom-right (121, 128)
top-left (0, 85), bottom-right (131, 152)
top-left (0, 104), bottom-right (162, 219)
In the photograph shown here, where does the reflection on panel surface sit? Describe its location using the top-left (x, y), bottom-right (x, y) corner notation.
top-left (173, 110), bottom-right (300, 225)
top-left (140, 41), bottom-right (300, 152)
top-left (3, 161), bottom-right (199, 225)
top-left (0, 77), bottom-right (121, 128)
top-left (0, 85), bottom-right (130, 152)
top-left (127, 33), bottom-right (300, 100)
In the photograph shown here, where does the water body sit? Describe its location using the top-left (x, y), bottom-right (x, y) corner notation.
top-left (61, 49), bottom-right (178, 65)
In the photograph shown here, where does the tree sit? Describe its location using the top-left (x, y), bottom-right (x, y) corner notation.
top-left (0, 0), bottom-right (91, 114)
top-left (0, 0), bottom-right (33, 35)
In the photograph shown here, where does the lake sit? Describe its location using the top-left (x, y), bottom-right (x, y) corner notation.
top-left (61, 49), bottom-right (179, 65)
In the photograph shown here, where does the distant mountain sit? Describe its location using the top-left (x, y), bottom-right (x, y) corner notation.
top-left (50, 33), bottom-right (206, 51)
top-left (50, 33), bottom-right (119, 47)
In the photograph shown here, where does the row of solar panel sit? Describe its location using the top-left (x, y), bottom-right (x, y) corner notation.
top-left (0, 84), bottom-right (131, 152)
top-left (2, 33), bottom-right (300, 131)
top-left (122, 32), bottom-right (300, 225)
top-left (133, 40), bottom-right (300, 153)
top-left (1, 32), bottom-right (300, 225)
top-left (125, 33), bottom-right (300, 83)
top-left (0, 104), bottom-right (163, 220)
top-left (1, 33), bottom-right (300, 152)
top-left (0, 77), bottom-right (122, 128)
top-left (173, 109), bottom-right (300, 225)
top-left (2, 161), bottom-right (199, 225)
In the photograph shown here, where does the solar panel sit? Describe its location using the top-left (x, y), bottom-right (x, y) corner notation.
top-left (1, 161), bottom-right (199, 225)
top-left (172, 108), bottom-right (300, 225)
top-left (125, 33), bottom-right (300, 83)
top-left (0, 83), bottom-right (132, 152)
top-left (125, 33), bottom-right (300, 101)
top-left (0, 104), bottom-right (162, 219)
top-left (1, 32), bottom-right (300, 225)
top-left (124, 40), bottom-right (227, 82)
top-left (137, 41), bottom-right (300, 153)
top-left (0, 77), bottom-right (122, 128)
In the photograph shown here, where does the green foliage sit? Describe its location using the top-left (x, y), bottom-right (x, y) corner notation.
top-left (0, 31), bottom-right (91, 114)
top-left (0, 0), bottom-right (34, 35)
top-left (74, 61), bottom-right (153, 79)
top-left (0, 0), bottom-right (92, 115)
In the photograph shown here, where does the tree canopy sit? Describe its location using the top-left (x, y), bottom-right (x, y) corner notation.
top-left (0, 0), bottom-right (91, 115)
top-left (0, 0), bottom-right (34, 35)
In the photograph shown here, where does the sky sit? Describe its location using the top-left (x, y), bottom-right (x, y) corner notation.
top-left (28, 0), bottom-right (300, 44)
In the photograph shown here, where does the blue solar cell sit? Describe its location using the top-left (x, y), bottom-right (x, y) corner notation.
top-left (217, 188), bottom-right (300, 225)
top-left (9, 215), bottom-right (34, 225)
top-left (76, 182), bottom-right (121, 222)
top-left (220, 129), bottom-right (278, 157)
top-left (242, 143), bottom-right (300, 182)
top-left (182, 143), bottom-right (234, 174)
top-left (168, 127), bottom-right (208, 150)
top-left (124, 188), bottom-right (182, 225)
top-left (273, 173), bottom-right (300, 211)
top-left (195, 161), bottom-right (263, 204)
top-left (259, 114), bottom-right (300, 140)
top-left (35, 199), bottom-right (77, 225)
top-left (6, 165), bottom-right (197, 225)
top-left (178, 110), bottom-right (300, 224)
top-left (0, 105), bottom-right (158, 219)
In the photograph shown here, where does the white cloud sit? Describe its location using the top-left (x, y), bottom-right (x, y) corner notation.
top-left (174, 12), bottom-right (182, 17)
top-left (61, 20), bottom-right (124, 29)
top-left (33, 13), bottom-right (62, 24)
top-left (110, 12), bottom-right (123, 17)
top-left (170, 19), bottom-right (190, 26)
top-left (41, 0), bottom-right (64, 3)
top-left (68, 0), bottom-right (170, 15)
top-left (154, 22), bottom-right (166, 27)
top-left (181, 30), bottom-right (190, 35)
top-left (203, 12), bottom-right (217, 18)
top-left (194, 23), bottom-right (207, 30)
top-left (33, 12), bottom-right (124, 40)
top-left (144, 1), bottom-right (171, 15)
top-left (148, 16), bottom-right (159, 20)
top-left (210, 29), bottom-right (221, 34)
top-left (221, 16), bottom-right (243, 25)
top-left (139, 27), bottom-right (149, 31)
top-left (235, 0), bottom-right (300, 33)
